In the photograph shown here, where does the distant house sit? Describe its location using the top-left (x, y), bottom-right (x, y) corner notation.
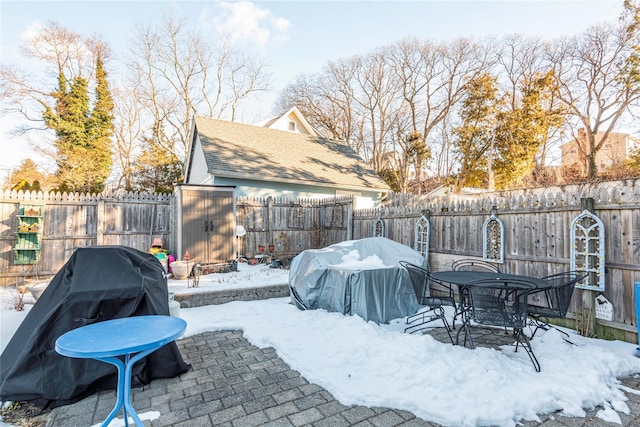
top-left (183, 107), bottom-right (390, 209)
top-left (561, 129), bottom-right (640, 173)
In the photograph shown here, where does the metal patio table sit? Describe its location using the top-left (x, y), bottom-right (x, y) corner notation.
top-left (430, 270), bottom-right (551, 289)
top-left (430, 271), bottom-right (550, 322)
top-left (431, 270), bottom-right (550, 371)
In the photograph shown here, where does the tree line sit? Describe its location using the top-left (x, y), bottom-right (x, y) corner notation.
top-left (2, 2), bottom-right (639, 195)
top-left (277, 1), bottom-right (640, 193)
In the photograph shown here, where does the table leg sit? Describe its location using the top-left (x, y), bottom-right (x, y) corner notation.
top-left (96, 357), bottom-right (126, 427)
top-left (123, 349), bottom-right (157, 426)
top-left (98, 346), bottom-right (160, 427)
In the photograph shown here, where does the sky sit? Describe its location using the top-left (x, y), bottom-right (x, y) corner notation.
top-left (0, 0), bottom-right (627, 182)
top-left (3, 256), bottom-right (640, 426)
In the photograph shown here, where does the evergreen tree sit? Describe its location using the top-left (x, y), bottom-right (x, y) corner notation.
top-left (451, 74), bottom-right (503, 193)
top-left (43, 55), bottom-right (114, 194)
top-left (493, 71), bottom-right (564, 189)
top-left (134, 134), bottom-right (183, 194)
top-left (87, 54), bottom-right (114, 192)
top-left (44, 73), bottom-right (91, 191)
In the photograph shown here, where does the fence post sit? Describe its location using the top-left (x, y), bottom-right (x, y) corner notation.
top-left (169, 193), bottom-right (176, 255)
top-left (267, 196), bottom-right (274, 247)
top-left (346, 197), bottom-right (353, 241)
top-left (96, 199), bottom-right (105, 245)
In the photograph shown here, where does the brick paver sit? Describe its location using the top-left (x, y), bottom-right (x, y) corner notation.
top-left (46, 330), bottom-right (640, 426)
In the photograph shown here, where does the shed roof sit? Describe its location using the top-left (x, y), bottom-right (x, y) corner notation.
top-left (192, 115), bottom-right (390, 192)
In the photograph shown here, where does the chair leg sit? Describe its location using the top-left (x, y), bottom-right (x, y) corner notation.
top-left (405, 307), bottom-right (454, 344)
top-left (437, 308), bottom-right (455, 344)
top-left (455, 310), bottom-right (475, 349)
top-left (451, 290), bottom-right (469, 331)
top-left (528, 316), bottom-right (575, 344)
top-left (514, 329), bottom-right (541, 372)
top-left (528, 316), bottom-right (549, 338)
top-left (451, 305), bottom-right (463, 331)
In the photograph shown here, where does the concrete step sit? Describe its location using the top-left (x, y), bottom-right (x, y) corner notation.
top-left (173, 283), bottom-right (289, 308)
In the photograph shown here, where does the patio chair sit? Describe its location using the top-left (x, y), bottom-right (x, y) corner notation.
top-left (450, 258), bottom-right (501, 327)
top-left (399, 261), bottom-right (455, 343)
top-left (458, 278), bottom-right (541, 372)
top-left (527, 271), bottom-right (587, 339)
top-left (452, 258), bottom-right (501, 273)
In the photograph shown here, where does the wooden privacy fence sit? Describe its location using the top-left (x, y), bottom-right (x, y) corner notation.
top-left (0, 189), bottom-right (173, 284)
top-left (353, 180), bottom-right (640, 341)
top-left (2, 181), bottom-right (640, 342)
top-left (235, 196), bottom-right (353, 258)
top-left (0, 191), bottom-right (353, 284)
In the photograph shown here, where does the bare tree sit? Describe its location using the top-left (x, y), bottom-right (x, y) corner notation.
top-left (277, 50), bottom-right (406, 189)
top-left (350, 47), bottom-right (404, 173)
top-left (414, 38), bottom-right (494, 181)
top-left (111, 87), bottom-right (142, 191)
top-left (546, 22), bottom-right (640, 178)
top-left (0, 21), bottom-right (98, 135)
top-left (277, 63), bottom-right (357, 145)
top-left (277, 37), bottom-right (495, 192)
top-left (124, 14), bottom-right (271, 168)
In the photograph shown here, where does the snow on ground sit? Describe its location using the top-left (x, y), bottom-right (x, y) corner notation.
top-left (2, 261), bottom-right (640, 426)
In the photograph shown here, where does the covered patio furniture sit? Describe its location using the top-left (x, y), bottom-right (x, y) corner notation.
top-left (458, 277), bottom-right (542, 372)
top-left (288, 237), bottom-right (423, 324)
top-left (0, 246), bottom-right (190, 408)
top-left (527, 271), bottom-right (587, 339)
top-left (399, 261), bottom-right (454, 343)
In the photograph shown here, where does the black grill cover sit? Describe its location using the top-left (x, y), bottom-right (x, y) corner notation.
top-left (0, 246), bottom-right (190, 408)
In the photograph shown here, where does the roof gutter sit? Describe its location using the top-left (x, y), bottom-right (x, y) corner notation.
top-left (211, 170), bottom-right (390, 193)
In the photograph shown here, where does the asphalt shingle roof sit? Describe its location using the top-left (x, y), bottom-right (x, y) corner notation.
top-left (193, 116), bottom-right (390, 192)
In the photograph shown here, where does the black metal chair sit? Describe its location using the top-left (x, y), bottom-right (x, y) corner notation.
top-left (452, 258), bottom-right (501, 273)
top-left (399, 261), bottom-right (455, 343)
top-left (457, 278), bottom-right (541, 372)
top-left (527, 271), bottom-right (587, 339)
top-left (450, 259), bottom-right (501, 327)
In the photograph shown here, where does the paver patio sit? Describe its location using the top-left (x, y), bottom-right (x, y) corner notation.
top-left (45, 328), bottom-right (640, 427)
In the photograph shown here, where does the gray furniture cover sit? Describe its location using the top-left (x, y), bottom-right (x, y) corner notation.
top-left (289, 237), bottom-right (424, 324)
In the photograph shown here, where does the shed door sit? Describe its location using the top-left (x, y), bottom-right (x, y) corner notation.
top-left (181, 187), bottom-right (234, 264)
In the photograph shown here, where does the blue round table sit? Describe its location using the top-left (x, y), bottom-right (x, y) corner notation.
top-left (55, 315), bottom-right (187, 427)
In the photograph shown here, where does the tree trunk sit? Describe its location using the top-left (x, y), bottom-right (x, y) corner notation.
top-left (587, 133), bottom-right (598, 179)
